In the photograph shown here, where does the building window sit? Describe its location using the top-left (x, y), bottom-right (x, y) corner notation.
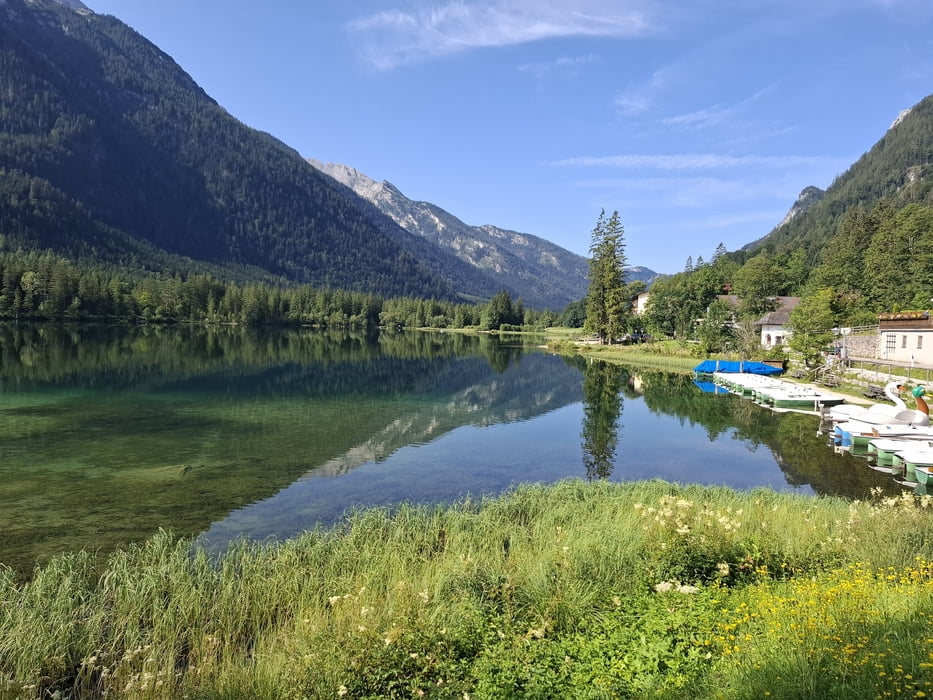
top-left (775, 336), bottom-right (783, 346)
top-left (902, 335), bottom-right (908, 348)
top-left (919, 336), bottom-right (924, 350)
top-left (886, 334), bottom-right (896, 352)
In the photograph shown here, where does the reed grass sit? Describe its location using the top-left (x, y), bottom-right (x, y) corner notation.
top-left (2, 480), bottom-right (933, 699)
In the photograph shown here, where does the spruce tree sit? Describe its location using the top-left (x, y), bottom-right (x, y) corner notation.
top-left (584, 210), bottom-right (628, 344)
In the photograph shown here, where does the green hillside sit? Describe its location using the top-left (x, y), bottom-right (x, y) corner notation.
top-left (747, 93), bottom-right (933, 263)
top-left (0, 0), bottom-right (510, 301)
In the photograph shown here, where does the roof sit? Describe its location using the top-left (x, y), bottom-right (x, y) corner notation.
top-left (757, 310), bottom-right (793, 326)
top-left (755, 297), bottom-right (800, 326)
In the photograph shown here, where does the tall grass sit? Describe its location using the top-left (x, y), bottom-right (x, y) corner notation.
top-left (2, 480), bottom-right (933, 698)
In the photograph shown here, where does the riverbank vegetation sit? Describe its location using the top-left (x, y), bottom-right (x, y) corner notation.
top-left (567, 338), bottom-right (700, 373)
top-left (3, 479), bottom-right (933, 699)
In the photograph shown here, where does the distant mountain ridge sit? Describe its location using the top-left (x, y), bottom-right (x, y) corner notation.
top-left (1, 0), bottom-right (468, 300)
top-left (310, 160), bottom-right (658, 307)
top-left (0, 0), bottom-right (662, 311)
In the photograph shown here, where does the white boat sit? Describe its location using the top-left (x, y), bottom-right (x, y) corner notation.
top-left (893, 447), bottom-right (933, 466)
top-left (826, 381), bottom-right (925, 424)
top-left (869, 437), bottom-right (933, 466)
top-left (915, 466), bottom-right (933, 486)
top-left (892, 447), bottom-right (933, 483)
top-left (834, 419), bottom-right (933, 449)
top-left (827, 380), bottom-right (904, 421)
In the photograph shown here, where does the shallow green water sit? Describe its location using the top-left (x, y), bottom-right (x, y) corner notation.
top-left (0, 324), bottom-right (898, 577)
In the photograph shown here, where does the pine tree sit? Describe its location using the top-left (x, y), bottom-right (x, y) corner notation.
top-left (584, 210), bottom-right (628, 344)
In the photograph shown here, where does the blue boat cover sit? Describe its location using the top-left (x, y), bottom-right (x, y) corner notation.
top-left (693, 359), bottom-right (783, 375)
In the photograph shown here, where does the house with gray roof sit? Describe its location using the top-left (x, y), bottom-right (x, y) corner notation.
top-left (756, 297), bottom-right (800, 349)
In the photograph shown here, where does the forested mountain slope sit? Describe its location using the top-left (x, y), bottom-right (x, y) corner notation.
top-left (309, 161), bottom-right (592, 309)
top-left (746, 93), bottom-right (933, 262)
top-left (0, 0), bottom-right (520, 301)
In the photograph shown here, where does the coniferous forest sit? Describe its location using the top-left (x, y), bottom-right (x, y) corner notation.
top-left (0, 0), bottom-right (523, 307)
top-left (0, 249), bottom-right (561, 329)
top-left (1, 0), bottom-right (933, 336)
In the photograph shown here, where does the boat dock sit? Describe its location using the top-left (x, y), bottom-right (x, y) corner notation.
top-left (710, 372), bottom-right (847, 412)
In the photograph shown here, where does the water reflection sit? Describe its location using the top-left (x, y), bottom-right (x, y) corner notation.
top-left (0, 324), bottom-right (904, 577)
top-left (581, 359), bottom-right (624, 480)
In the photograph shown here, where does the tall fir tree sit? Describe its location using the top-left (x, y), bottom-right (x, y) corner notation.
top-left (584, 210), bottom-right (628, 344)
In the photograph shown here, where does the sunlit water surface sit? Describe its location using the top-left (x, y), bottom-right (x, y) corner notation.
top-left (0, 324), bottom-right (898, 576)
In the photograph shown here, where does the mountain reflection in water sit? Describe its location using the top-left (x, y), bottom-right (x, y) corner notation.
top-left (0, 324), bottom-right (900, 576)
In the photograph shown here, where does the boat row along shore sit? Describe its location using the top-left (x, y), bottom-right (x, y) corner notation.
top-left (696, 360), bottom-right (933, 494)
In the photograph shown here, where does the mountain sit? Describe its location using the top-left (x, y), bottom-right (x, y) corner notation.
top-left (0, 0), bottom-right (527, 303)
top-left (0, 0), bottom-right (662, 311)
top-left (310, 160), bottom-right (658, 306)
top-left (625, 266), bottom-right (661, 286)
top-left (741, 186), bottom-right (825, 252)
top-left (745, 93), bottom-right (933, 261)
top-left (309, 160), bottom-right (592, 309)
top-left (776, 186), bottom-right (826, 229)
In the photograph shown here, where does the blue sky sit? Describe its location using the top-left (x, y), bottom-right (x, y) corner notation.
top-left (85, 0), bottom-right (933, 274)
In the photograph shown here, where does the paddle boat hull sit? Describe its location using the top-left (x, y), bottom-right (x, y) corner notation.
top-left (892, 448), bottom-right (933, 483)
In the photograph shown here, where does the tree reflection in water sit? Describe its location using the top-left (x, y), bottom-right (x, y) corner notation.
top-left (581, 359), bottom-right (625, 480)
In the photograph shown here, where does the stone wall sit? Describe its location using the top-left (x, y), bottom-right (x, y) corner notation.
top-left (842, 333), bottom-right (878, 359)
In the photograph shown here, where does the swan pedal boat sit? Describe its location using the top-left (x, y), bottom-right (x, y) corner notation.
top-left (827, 381), bottom-right (924, 423)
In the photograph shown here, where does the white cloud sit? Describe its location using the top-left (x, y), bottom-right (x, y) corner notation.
top-left (518, 54), bottom-right (597, 79)
top-left (349, 1), bottom-right (661, 69)
top-left (569, 174), bottom-right (815, 220)
top-left (614, 67), bottom-right (671, 115)
top-left (662, 107), bottom-right (735, 129)
top-left (575, 176), bottom-right (787, 204)
top-left (551, 153), bottom-right (847, 171)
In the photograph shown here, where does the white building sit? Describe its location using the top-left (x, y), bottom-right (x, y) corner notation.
top-left (877, 312), bottom-right (933, 365)
top-left (634, 291), bottom-right (651, 315)
top-left (756, 297), bottom-right (800, 349)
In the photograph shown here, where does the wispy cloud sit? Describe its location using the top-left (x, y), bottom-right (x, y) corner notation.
top-left (349, 1), bottom-right (661, 70)
top-left (349, 0), bottom-right (932, 71)
top-left (614, 67), bottom-right (671, 115)
top-left (550, 153), bottom-right (846, 170)
top-left (661, 107), bottom-right (735, 129)
top-left (572, 174), bottom-right (813, 210)
top-left (518, 54), bottom-right (598, 80)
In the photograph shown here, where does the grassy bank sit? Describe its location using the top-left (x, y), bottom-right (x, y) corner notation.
top-left (3, 480), bottom-right (933, 699)
top-left (545, 331), bottom-right (700, 373)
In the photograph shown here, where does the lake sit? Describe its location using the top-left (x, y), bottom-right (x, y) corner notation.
top-left (0, 324), bottom-right (899, 577)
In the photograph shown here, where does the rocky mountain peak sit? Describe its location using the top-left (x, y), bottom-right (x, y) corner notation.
top-left (22, 0), bottom-right (89, 10)
top-left (308, 159), bottom-right (596, 308)
top-left (778, 185), bottom-right (825, 227)
top-left (307, 159), bottom-right (387, 201)
top-left (890, 108), bottom-right (912, 130)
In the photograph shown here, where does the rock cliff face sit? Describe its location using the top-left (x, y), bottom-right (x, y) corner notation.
top-left (309, 159), bottom-right (590, 309)
top-left (310, 160), bottom-right (658, 307)
top-left (777, 186), bottom-right (826, 228)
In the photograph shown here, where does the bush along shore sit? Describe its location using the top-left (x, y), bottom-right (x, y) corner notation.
top-left (3, 479), bottom-right (933, 699)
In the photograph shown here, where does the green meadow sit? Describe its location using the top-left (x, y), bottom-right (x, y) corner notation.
top-left (3, 479), bottom-right (933, 699)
